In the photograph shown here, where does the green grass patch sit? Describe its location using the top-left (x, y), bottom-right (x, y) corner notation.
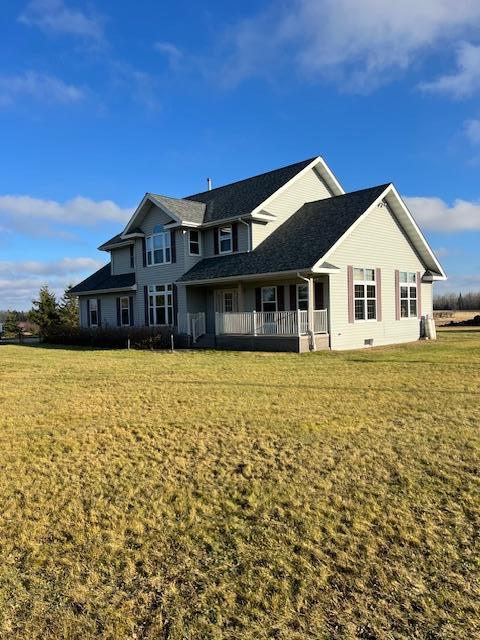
top-left (0, 332), bottom-right (479, 639)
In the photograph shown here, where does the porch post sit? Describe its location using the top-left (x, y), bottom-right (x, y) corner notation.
top-left (307, 277), bottom-right (316, 351)
top-left (238, 281), bottom-right (244, 311)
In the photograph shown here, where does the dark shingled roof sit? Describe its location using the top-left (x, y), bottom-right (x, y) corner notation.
top-left (184, 157), bottom-right (317, 223)
top-left (149, 194), bottom-right (206, 225)
top-left (178, 184), bottom-right (390, 282)
top-left (98, 228), bottom-right (144, 250)
top-left (68, 263), bottom-right (135, 294)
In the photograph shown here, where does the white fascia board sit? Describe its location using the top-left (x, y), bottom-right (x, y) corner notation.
top-left (387, 184), bottom-right (447, 280)
top-left (123, 193), bottom-right (183, 235)
top-left (74, 285), bottom-right (137, 296)
top-left (311, 185), bottom-right (392, 271)
top-left (314, 157), bottom-right (345, 195)
top-left (164, 221), bottom-right (202, 229)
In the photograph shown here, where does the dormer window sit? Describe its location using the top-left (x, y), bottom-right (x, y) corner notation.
top-left (219, 225), bottom-right (232, 254)
top-left (146, 224), bottom-right (171, 265)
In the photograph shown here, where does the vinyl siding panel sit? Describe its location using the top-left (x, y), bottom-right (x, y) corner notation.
top-left (79, 293), bottom-right (127, 328)
top-left (328, 204), bottom-right (427, 350)
top-left (252, 168), bottom-right (331, 247)
top-left (111, 246), bottom-right (133, 275)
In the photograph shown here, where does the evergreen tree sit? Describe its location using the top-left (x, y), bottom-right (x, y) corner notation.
top-left (59, 286), bottom-right (79, 327)
top-left (457, 292), bottom-right (465, 310)
top-left (3, 311), bottom-right (22, 336)
top-left (29, 286), bottom-right (61, 335)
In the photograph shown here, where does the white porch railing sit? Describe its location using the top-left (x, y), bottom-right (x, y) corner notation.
top-left (178, 312), bottom-right (206, 342)
top-left (215, 310), bottom-right (328, 336)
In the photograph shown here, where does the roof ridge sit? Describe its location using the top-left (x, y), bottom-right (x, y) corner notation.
top-left (185, 156), bottom-right (319, 200)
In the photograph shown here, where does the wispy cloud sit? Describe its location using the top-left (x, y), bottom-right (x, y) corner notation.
top-left (465, 118), bottom-right (480, 144)
top-left (154, 41), bottom-right (183, 69)
top-left (0, 71), bottom-right (84, 106)
top-left (404, 195), bottom-right (480, 232)
top-left (0, 257), bottom-right (104, 277)
top-left (213, 0), bottom-right (480, 92)
top-left (19, 0), bottom-right (104, 42)
top-left (420, 42), bottom-right (480, 98)
top-left (0, 194), bottom-right (133, 226)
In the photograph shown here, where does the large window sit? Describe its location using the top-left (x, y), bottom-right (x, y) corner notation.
top-left (189, 229), bottom-right (201, 255)
top-left (297, 284), bottom-right (308, 310)
top-left (89, 299), bottom-right (98, 326)
top-left (120, 296), bottom-right (130, 326)
top-left (353, 267), bottom-right (376, 321)
top-left (400, 272), bottom-right (417, 318)
top-left (146, 225), bottom-right (171, 265)
top-left (219, 225), bottom-right (232, 254)
top-left (148, 284), bottom-right (173, 325)
top-left (261, 286), bottom-right (277, 312)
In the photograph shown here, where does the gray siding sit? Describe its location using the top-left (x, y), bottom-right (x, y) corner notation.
top-left (79, 293), bottom-right (134, 328)
top-left (111, 246), bottom-right (133, 275)
top-left (327, 203), bottom-right (430, 350)
top-left (252, 168), bottom-right (331, 247)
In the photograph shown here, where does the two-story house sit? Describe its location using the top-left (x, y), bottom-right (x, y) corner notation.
top-left (69, 156), bottom-right (446, 351)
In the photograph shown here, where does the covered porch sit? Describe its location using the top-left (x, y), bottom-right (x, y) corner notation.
top-left (178, 273), bottom-right (330, 352)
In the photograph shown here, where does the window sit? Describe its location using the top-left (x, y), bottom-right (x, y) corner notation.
top-left (261, 286), bottom-right (277, 312)
top-left (353, 267), bottom-right (376, 321)
top-left (129, 245), bottom-right (135, 269)
top-left (148, 284), bottom-right (173, 325)
top-left (400, 272), bottom-right (417, 318)
top-left (120, 296), bottom-right (130, 326)
top-left (146, 224), bottom-right (171, 265)
top-left (297, 284), bottom-right (308, 310)
top-left (89, 298), bottom-right (98, 326)
top-left (189, 229), bottom-right (201, 255)
top-left (223, 291), bottom-right (234, 313)
top-left (219, 226), bottom-right (232, 254)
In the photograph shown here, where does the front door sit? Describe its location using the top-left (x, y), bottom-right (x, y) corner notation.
top-left (215, 289), bottom-right (239, 313)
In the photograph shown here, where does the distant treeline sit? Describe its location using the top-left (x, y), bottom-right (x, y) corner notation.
top-left (0, 309), bottom-right (28, 322)
top-left (433, 292), bottom-right (480, 311)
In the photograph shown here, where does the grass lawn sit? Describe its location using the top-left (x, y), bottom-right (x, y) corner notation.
top-left (0, 331), bottom-right (479, 639)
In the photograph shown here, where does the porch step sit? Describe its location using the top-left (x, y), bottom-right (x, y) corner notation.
top-left (191, 333), bottom-right (216, 349)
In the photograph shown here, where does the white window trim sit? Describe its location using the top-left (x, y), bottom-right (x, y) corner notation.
top-left (296, 283), bottom-right (308, 311)
top-left (146, 230), bottom-right (172, 267)
top-left (218, 225), bottom-right (233, 255)
top-left (89, 298), bottom-right (98, 326)
top-left (261, 286), bottom-right (277, 312)
top-left (399, 272), bottom-right (418, 319)
top-left (148, 284), bottom-right (174, 326)
top-left (120, 296), bottom-right (130, 326)
top-left (353, 267), bottom-right (377, 323)
top-left (188, 229), bottom-right (201, 257)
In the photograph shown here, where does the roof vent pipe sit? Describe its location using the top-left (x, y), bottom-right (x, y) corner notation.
top-left (207, 178), bottom-right (212, 191)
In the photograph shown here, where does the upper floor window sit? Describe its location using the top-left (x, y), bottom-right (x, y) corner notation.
top-left (129, 245), bottom-right (135, 269)
top-left (89, 298), bottom-right (98, 326)
top-left (353, 267), bottom-right (376, 321)
top-left (400, 272), bottom-right (417, 318)
top-left (189, 229), bottom-right (201, 256)
top-left (146, 224), bottom-right (171, 265)
top-left (219, 225), bottom-right (232, 254)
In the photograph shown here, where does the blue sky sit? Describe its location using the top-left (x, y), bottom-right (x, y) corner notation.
top-left (1, 0), bottom-right (480, 309)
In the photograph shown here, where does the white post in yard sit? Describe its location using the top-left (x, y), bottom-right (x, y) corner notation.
top-left (307, 277), bottom-right (316, 351)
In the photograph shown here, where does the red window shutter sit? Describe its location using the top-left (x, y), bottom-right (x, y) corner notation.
top-left (170, 230), bottom-right (176, 263)
top-left (255, 287), bottom-right (262, 311)
top-left (116, 297), bottom-right (121, 326)
top-left (375, 268), bottom-right (382, 322)
top-left (417, 272), bottom-right (422, 317)
top-left (213, 227), bottom-right (219, 255)
top-left (277, 286), bottom-right (284, 311)
top-left (395, 270), bottom-right (400, 320)
top-left (314, 281), bottom-right (324, 310)
top-left (347, 265), bottom-right (354, 323)
top-left (144, 286), bottom-right (149, 326)
top-left (232, 223), bottom-right (239, 252)
top-left (289, 284), bottom-right (296, 310)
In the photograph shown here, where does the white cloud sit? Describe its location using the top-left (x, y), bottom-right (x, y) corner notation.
top-left (0, 194), bottom-right (133, 226)
top-left (465, 118), bottom-right (480, 144)
top-left (19, 0), bottom-right (104, 41)
top-left (0, 257), bottom-right (104, 277)
top-left (0, 71), bottom-right (84, 106)
top-left (154, 42), bottom-right (183, 68)
top-left (216, 0), bottom-right (480, 90)
top-left (404, 195), bottom-right (480, 231)
top-left (420, 41), bottom-right (480, 98)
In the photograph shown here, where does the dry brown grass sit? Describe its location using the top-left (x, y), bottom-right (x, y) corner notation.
top-left (434, 309), bottom-right (480, 326)
top-left (0, 332), bottom-right (479, 639)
